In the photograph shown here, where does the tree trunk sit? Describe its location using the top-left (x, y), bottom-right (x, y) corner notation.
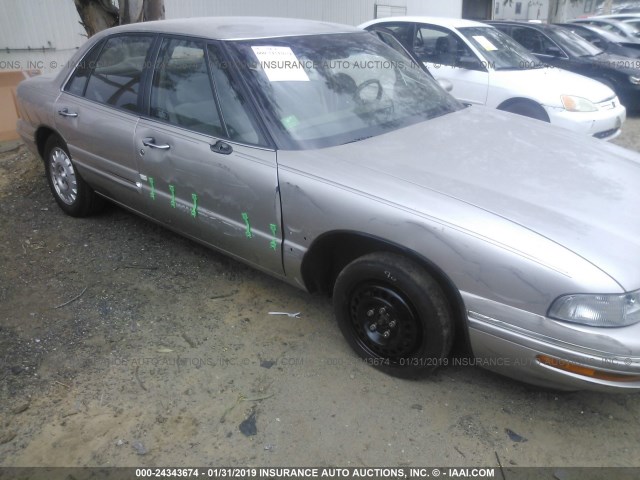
top-left (143, 0), bottom-right (165, 22)
top-left (120, 0), bottom-right (165, 24)
top-left (74, 0), bottom-right (165, 37)
top-left (74, 0), bottom-right (118, 37)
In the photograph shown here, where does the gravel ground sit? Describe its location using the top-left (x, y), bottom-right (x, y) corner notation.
top-left (0, 116), bottom-right (639, 471)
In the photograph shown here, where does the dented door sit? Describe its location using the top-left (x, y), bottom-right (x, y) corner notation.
top-left (133, 36), bottom-right (283, 275)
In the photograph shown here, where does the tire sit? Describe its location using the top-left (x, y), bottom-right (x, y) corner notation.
top-left (500, 100), bottom-right (550, 122)
top-left (333, 252), bottom-right (454, 379)
top-left (44, 135), bottom-right (103, 217)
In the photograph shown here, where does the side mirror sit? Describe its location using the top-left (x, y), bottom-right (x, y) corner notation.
top-left (437, 79), bottom-right (453, 92)
top-left (545, 46), bottom-right (563, 57)
top-left (457, 55), bottom-right (484, 70)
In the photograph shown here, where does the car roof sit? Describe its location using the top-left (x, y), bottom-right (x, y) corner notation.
top-left (573, 17), bottom-right (627, 25)
top-left (362, 16), bottom-right (492, 29)
top-left (97, 16), bottom-right (359, 40)
top-left (557, 22), bottom-right (627, 41)
top-left (487, 20), bottom-right (558, 31)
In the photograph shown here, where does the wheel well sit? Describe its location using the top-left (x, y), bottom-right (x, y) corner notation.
top-left (497, 97), bottom-right (550, 122)
top-left (35, 126), bottom-right (59, 160)
top-left (300, 231), bottom-right (472, 354)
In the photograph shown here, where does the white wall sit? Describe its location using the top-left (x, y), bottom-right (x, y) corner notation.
top-left (0, 0), bottom-right (469, 74)
top-left (0, 0), bottom-right (86, 73)
top-left (494, 0), bottom-right (550, 21)
top-left (406, 0), bottom-right (462, 18)
top-left (165, 0), bottom-right (376, 26)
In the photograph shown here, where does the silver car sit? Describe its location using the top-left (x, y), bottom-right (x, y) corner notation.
top-left (16, 17), bottom-right (640, 392)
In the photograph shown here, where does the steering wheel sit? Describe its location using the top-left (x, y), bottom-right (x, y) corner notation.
top-left (354, 79), bottom-right (383, 104)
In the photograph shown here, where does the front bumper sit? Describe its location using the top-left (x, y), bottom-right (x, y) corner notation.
top-left (463, 292), bottom-right (640, 392)
top-left (544, 97), bottom-right (626, 141)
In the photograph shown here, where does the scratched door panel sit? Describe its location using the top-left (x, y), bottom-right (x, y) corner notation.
top-left (134, 120), bottom-right (282, 274)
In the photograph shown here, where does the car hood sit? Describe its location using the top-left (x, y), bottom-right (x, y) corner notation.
top-left (282, 106), bottom-right (640, 290)
top-left (492, 65), bottom-right (615, 103)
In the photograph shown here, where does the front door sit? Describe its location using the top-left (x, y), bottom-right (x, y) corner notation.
top-left (134, 37), bottom-right (283, 275)
top-left (415, 24), bottom-right (489, 105)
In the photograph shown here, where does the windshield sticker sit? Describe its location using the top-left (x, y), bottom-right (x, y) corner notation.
top-left (251, 46), bottom-right (310, 82)
top-left (269, 223), bottom-right (278, 251)
top-left (281, 115), bottom-right (299, 130)
top-left (242, 212), bottom-right (253, 238)
top-left (191, 193), bottom-right (198, 218)
top-left (169, 185), bottom-right (176, 208)
top-left (473, 35), bottom-right (498, 51)
top-left (148, 177), bottom-right (156, 200)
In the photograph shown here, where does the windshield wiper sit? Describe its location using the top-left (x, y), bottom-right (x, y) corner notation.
top-left (342, 135), bottom-right (373, 145)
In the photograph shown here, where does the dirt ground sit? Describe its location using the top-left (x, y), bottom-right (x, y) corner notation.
top-left (1, 117), bottom-right (640, 471)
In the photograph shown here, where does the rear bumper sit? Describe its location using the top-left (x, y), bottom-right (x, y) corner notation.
top-left (16, 118), bottom-right (39, 157)
top-left (463, 292), bottom-right (640, 392)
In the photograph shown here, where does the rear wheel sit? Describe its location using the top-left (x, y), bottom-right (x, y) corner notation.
top-left (44, 136), bottom-right (103, 217)
top-left (333, 252), bottom-right (454, 378)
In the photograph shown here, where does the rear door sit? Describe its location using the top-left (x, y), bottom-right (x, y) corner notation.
top-left (55, 34), bottom-right (155, 208)
top-left (134, 37), bottom-right (283, 274)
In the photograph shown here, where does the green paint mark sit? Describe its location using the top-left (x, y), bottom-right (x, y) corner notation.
top-left (241, 212), bottom-right (252, 238)
top-left (281, 115), bottom-right (299, 130)
top-left (169, 185), bottom-right (176, 208)
top-left (269, 223), bottom-right (277, 251)
top-left (148, 177), bottom-right (156, 200)
top-left (191, 193), bottom-right (198, 218)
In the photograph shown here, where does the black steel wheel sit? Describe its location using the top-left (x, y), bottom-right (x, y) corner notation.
top-left (44, 135), bottom-right (103, 217)
top-left (333, 252), bottom-right (454, 378)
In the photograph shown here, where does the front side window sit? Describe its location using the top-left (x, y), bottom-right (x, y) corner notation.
top-left (84, 35), bottom-right (154, 112)
top-left (228, 32), bottom-right (462, 149)
top-left (207, 45), bottom-right (265, 145)
top-left (150, 38), bottom-right (224, 136)
top-left (415, 25), bottom-right (479, 69)
top-left (510, 27), bottom-right (559, 56)
top-left (547, 28), bottom-right (603, 57)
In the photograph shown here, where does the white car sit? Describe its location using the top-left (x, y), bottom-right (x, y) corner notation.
top-left (360, 17), bottom-right (626, 140)
top-left (571, 17), bottom-right (640, 43)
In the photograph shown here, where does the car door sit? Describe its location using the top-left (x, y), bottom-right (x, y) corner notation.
top-left (413, 24), bottom-right (489, 105)
top-left (55, 34), bottom-right (155, 208)
top-left (134, 37), bottom-right (283, 274)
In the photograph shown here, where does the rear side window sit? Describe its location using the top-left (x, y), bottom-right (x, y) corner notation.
top-left (83, 35), bottom-right (154, 112)
top-left (64, 42), bottom-right (104, 96)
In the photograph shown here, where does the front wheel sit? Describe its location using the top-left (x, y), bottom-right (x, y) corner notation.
top-left (500, 100), bottom-right (549, 122)
top-left (333, 252), bottom-right (454, 379)
top-left (44, 136), bottom-right (103, 217)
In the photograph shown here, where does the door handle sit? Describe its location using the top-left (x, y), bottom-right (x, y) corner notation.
top-left (211, 140), bottom-right (233, 155)
top-left (142, 137), bottom-right (170, 150)
top-left (58, 108), bottom-right (78, 118)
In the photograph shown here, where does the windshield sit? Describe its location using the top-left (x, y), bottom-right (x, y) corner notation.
top-left (548, 27), bottom-right (603, 56)
top-left (458, 26), bottom-right (544, 70)
top-left (227, 32), bottom-right (462, 150)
